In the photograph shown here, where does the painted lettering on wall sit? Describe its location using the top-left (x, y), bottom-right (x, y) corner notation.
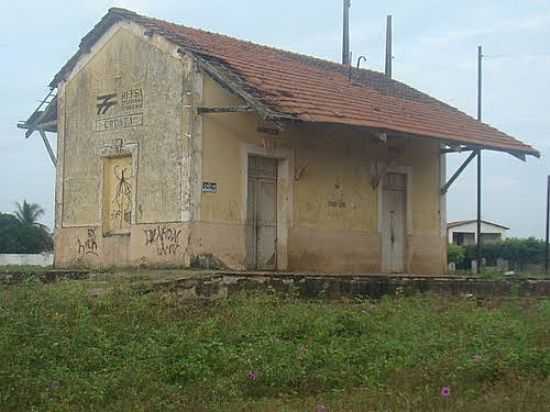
top-left (96, 114), bottom-right (144, 132)
top-left (121, 88), bottom-right (144, 112)
top-left (77, 229), bottom-right (99, 256)
top-left (95, 87), bottom-right (144, 132)
top-left (96, 94), bottom-right (118, 115)
top-left (144, 225), bottom-right (182, 256)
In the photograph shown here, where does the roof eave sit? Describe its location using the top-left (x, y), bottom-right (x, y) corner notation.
top-left (42, 7), bottom-right (540, 161)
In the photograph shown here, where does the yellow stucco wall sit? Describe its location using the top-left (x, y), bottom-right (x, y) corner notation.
top-left (56, 25), bottom-right (193, 268)
top-left (198, 75), bottom-right (446, 274)
top-left (54, 22), bottom-right (446, 274)
top-left (62, 27), bottom-right (185, 226)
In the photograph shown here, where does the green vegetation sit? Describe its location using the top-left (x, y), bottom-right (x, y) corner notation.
top-left (0, 201), bottom-right (53, 254)
top-left (449, 238), bottom-right (547, 273)
top-left (14, 200), bottom-right (46, 226)
top-left (3, 281), bottom-right (550, 411)
top-left (447, 243), bottom-right (466, 266)
top-left (465, 237), bottom-right (546, 270)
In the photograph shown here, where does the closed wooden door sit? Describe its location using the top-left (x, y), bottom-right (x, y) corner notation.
top-left (382, 173), bottom-right (407, 273)
top-left (247, 156), bottom-right (277, 270)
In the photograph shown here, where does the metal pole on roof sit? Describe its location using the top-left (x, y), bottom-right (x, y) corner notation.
top-left (545, 175), bottom-right (550, 274)
top-left (385, 15), bottom-right (393, 78)
top-left (342, 0), bottom-right (351, 65)
top-left (476, 45), bottom-right (483, 274)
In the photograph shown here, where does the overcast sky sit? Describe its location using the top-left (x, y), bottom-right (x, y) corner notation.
top-left (1, 0), bottom-right (549, 237)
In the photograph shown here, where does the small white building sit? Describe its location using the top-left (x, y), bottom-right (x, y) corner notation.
top-left (448, 220), bottom-right (509, 246)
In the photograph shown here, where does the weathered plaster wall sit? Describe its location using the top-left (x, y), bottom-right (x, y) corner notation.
top-left (55, 23), bottom-right (196, 268)
top-left (193, 76), bottom-right (263, 270)
top-left (54, 21), bottom-right (445, 274)
top-left (62, 27), bottom-right (185, 225)
top-left (198, 75), bottom-right (446, 274)
top-left (55, 224), bottom-right (191, 268)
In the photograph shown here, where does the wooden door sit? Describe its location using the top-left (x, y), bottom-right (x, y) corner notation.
top-left (382, 173), bottom-right (407, 273)
top-left (247, 156), bottom-right (277, 270)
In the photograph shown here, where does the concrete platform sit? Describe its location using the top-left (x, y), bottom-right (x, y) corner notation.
top-left (147, 271), bottom-right (550, 301)
top-left (3, 268), bottom-right (550, 300)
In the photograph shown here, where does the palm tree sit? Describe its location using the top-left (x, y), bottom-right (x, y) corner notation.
top-left (14, 200), bottom-right (45, 226)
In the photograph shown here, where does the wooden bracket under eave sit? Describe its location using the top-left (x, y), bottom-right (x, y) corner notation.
top-left (197, 105), bottom-right (253, 114)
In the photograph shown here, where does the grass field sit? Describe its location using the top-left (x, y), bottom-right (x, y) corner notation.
top-left (2, 279), bottom-right (550, 411)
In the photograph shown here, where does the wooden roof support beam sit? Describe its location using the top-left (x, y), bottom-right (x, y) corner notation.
top-left (190, 53), bottom-right (274, 121)
top-left (441, 144), bottom-right (526, 161)
top-left (18, 120), bottom-right (58, 134)
top-left (197, 105), bottom-right (253, 114)
top-left (22, 89), bottom-right (57, 138)
top-left (38, 129), bottom-right (57, 167)
top-left (184, 50), bottom-right (294, 131)
top-left (441, 150), bottom-right (478, 195)
top-left (508, 151), bottom-right (526, 162)
top-left (35, 119), bottom-right (58, 130)
top-left (441, 145), bottom-right (477, 154)
top-left (391, 130), bottom-right (537, 159)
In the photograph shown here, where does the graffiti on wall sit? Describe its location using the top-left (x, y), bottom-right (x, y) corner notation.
top-left (77, 229), bottom-right (99, 256)
top-left (144, 225), bottom-right (182, 256)
top-left (328, 183), bottom-right (347, 209)
top-left (110, 164), bottom-right (133, 231)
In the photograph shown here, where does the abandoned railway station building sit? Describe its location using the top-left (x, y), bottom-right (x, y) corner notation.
top-left (21, 8), bottom-right (538, 274)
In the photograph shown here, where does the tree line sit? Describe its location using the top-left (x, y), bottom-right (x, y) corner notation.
top-left (0, 201), bottom-right (53, 254)
top-left (448, 237), bottom-right (547, 272)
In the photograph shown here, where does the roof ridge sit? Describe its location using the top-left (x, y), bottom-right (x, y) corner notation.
top-left (109, 8), bottom-right (521, 141)
top-left (47, 7), bottom-right (538, 157)
top-left (108, 8), bottom-right (362, 71)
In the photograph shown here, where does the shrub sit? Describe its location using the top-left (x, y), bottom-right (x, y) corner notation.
top-left (447, 243), bottom-right (465, 266)
top-left (463, 237), bottom-right (546, 271)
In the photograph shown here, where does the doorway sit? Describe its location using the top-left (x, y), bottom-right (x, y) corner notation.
top-left (247, 156), bottom-right (278, 270)
top-left (382, 172), bottom-right (407, 273)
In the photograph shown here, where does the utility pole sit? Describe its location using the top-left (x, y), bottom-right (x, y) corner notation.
top-left (545, 176), bottom-right (550, 274)
top-left (476, 45), bottom-right (483, 274)
top-left (342, 0), bottom-right (351, 65)
top-left (478, 46), bottom-right (483, 121)
top-left (385, 15), bottom-right (393, 78)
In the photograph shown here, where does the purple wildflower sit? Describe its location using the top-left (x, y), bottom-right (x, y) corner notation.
top-left (440, 386), bottom-right (451, 398)
top-left (247, 371), bottom-right (257, 381)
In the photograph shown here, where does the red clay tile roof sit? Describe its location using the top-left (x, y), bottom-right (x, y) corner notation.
top-left (52, 8), bottom-right (539, 157)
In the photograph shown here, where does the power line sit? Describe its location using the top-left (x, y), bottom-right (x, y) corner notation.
top-left (484, 52), bottom-right (550, 59)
